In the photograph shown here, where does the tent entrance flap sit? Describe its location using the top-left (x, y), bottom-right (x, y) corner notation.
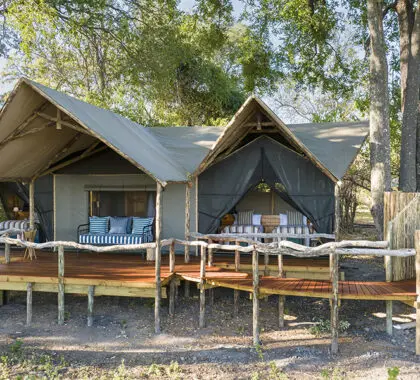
top-left (198, 135), bottom-right (335, 234)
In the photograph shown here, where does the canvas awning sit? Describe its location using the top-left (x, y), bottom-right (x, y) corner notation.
top-left (0, 79), bottom-right (189, 185)
top-left (0, 78), bottom-right (369, 186)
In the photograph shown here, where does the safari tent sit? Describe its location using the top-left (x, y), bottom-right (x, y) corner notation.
top-left (0, 78), bottom-right (369, 243)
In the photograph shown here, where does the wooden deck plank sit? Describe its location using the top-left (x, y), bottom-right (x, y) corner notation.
top-left (0, 250), bottom-right (416, 303)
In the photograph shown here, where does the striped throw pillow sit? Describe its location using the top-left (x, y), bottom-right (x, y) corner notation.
top-left (89, 217), bottom-right (109, 234)
top-left (132, 217), bottom-right (154, 235)
top-left (287, 211), bottom-right (304, 225)
top-left (237, 210), bottom-right (253, 225)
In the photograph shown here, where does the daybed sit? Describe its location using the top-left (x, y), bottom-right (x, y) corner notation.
top-left (78, 216), bottom-right (154, 245)
top-left (220, 210), bottom-right (314, 246)
top-left (0, 220), bottom-right (30, 238)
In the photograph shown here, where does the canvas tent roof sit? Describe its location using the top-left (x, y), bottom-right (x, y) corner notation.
top-left (287, 121), bottom-right (368, 179)
top-left (196, 96), bottom-right (369, 181)
top-left (0, 78), bottom-right (368, 185)
top-left (147, 127), bottom-right (223, 174)
top-left (25, 80), bottom-right (188, 184)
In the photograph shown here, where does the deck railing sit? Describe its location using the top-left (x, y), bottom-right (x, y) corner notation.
top-left (0, 231), bottom-right (419, 355)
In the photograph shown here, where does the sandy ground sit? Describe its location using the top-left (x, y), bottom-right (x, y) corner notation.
top-left (0, 256), bottom-right (419, 379)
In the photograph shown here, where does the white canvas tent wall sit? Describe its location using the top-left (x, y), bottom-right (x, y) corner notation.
top-left (0, 78), bottom-right (368, 242)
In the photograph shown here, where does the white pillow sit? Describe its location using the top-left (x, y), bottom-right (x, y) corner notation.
top-left (252, 214), bottom-right (262, 226)
top-left (279, 213), bottom-right (288, 226)
top-left (232, 213), bottom-right (238, 225)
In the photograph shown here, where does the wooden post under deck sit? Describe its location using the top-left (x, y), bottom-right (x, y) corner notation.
top-left (29, 180), bottom-right (35, 230)
top-left (330, 250), bottom-right (339, 354)
top-left (252, 249), bottom-right (260, 346)
top-left (184, 183), bottom-right (191, 298)
top-left (414, 230), bottom-right (420, 355)
top-left (207, 239), bottom-right (214, 307)
top-left (199, 245), bottom-right (207, 328)
top-left (155, 182), bottom-right (163, 334)
top-left (234, 240), bottom-right (240, 317)
top-left (4, 235), bottom-right (10, 264)
top-left (57, 245), bottom-right (65, 325)
top-left (87, 285), bottom-right (95, 327)
top-left (385, 221), bottom-right (393, 335)
top-left (278, 253), bottom-right (285, 328)
top-left (263, 252), bottom-right (269, 302)
top-left (169, 241), bottom-right (176, 317)
top-left (331, 182), bottom-right (340, 352)
top-left (26, 282), bottom-right (33, 326)
top-left (208, 239), bottom-right (213, 266)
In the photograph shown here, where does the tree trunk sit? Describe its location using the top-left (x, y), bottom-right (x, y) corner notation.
top-left (367, 0), bottom-right (391, 239)
top-left (397, 1), bottom-right (420, 191)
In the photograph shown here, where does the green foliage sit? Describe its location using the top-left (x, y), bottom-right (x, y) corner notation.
top-left (9, 339), bottom-right (23, 355)
top-left (268, 361), bottom-right (288, 380)
top-left (242, 0), bottom-right (364, 97)
top-left (321, 367), bottom-right (345, 380)
top-left (309, 318), bottom-right (350, 337)
top-left (2, 0), bottom-right (287, 126)
top-left (387, 366), bottom-right (400, 380)
top-left (254, 343), bottom-right (265, 361)
top-left (112, 359), bottom-right (129, 380)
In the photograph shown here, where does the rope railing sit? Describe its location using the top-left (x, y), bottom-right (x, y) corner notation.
top-left (0, 235), bottom-right (415, 258)
top-left (190, 231), bottom-right (336, 240)
top-left (0, 228), bottom-right (28, 236)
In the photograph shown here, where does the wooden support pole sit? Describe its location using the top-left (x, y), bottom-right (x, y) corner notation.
top-left (184, 280), bottom-right (190, 298)
top-left (263, 252), bottom-right (269, 301)
top-left (169, 280), bottom-right (176, 317)
top-left (235, 241), bottom-right (240, 271)
top-left (169, 241), bottom-right (176, 317)
top-left (87, 285), bottom-right (95, 327)
top-left (195, 176), bottom-right (199, 256)
top-left (4, 236), bottom-right (10, 264)
top-left (252, 249), bottom-right (260, 346)
top-left (184, 183), bottom-right (191, 263)
top-left (207, 238), bottom-right (214, 308)
top-left (184, 183), bottom-right (191, 298)
top-left (155, 182), bottom-right (163, 334)
top-left (199, 245), bottom-right (207, 328)
top-left (169, 241), bottom-right (175, 273)
top-left (414, 230), bottom-right (420, 355)
top-left (385, 221), bottom-right (393, 336)
top-left (57, 245), bottom-right (65, 325)
top-left (26, 282), bottom-right (33, 326)
top-left (208, 239), bottom-right (213, 266)
top-left (209, 288), bottom-right (214, 308)
top-left (264, 252), bottom-right (269, 276)
top-left (234, 241), bottom-right (240, 317)
top-left (330, 250), bottom-right (339, 354)
top-left (0, 290), bottom-right (3, 306)
top-left (334, 182), bottom-right (341, 241)
top-left (29, 180), bottom-right (35, 230)
top-left (278, 254), bottom-right (285, 328)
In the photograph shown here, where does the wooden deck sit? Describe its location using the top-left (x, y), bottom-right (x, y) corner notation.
top-left (0, 251), bottom-right (416, 305)
top-left (0, 251), bottom-right (171, 298)
top-left (212, 254), bottom-right (333, 279)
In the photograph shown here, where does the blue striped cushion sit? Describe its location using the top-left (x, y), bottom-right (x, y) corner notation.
top-left (89, 217), bottom-right (109, 234)
top-left (109, 217), bottom-right (129, 234)
top-left (237, 210), bottom-right (253, 225)
top-left (132, 217), bottom-right (154, 235)
top-left (79, 233), bottom-right (143, 245)
top-left (0, 220), bottom-right (30, 231)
